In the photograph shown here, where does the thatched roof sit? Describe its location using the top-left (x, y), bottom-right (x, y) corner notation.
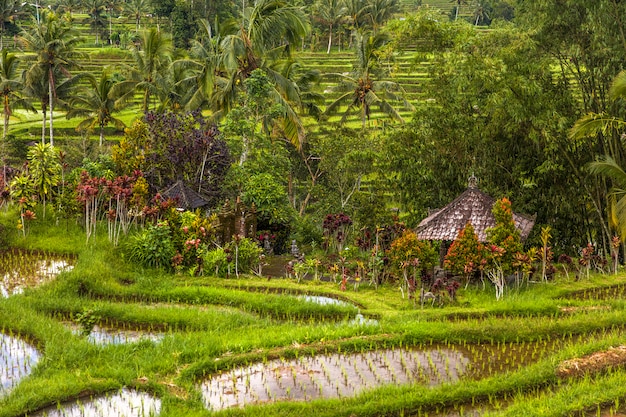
top-left (416, 184), bottom-right (536, 242)
top-left (160, 180), bottom-right (209, 210)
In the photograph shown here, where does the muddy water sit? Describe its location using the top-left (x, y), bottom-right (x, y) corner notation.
top-left (0, 333), bottom-right (40, 397)
top-left (27, 388), bottom-right (161, 417)
top-left (200, 347), bottom-right (470, 411)
top-left (0, 249), bottom-right (74, 297)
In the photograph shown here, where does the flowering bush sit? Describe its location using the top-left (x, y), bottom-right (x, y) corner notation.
top-left (388, 230), bottom-right (437, 272)
top-left (486, 197), bottom-right (522, 274)
top-left (444, 222), bottom-right (484, 285)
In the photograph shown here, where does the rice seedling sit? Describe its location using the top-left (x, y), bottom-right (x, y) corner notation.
top-left (25, 388), bottom-right (161, 417)
top-left (198, 346), bottom-right (472, 411)
top-left (0, 332), bottom-right (40, 398)
top-left (0, 249), bottom-right (74, 297)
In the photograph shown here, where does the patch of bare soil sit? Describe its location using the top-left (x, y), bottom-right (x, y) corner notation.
top-left (557, 345), bottom-right (626, 378)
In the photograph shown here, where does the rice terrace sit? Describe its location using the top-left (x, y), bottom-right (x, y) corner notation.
top-left (3, 0), bottom-right (626, 416)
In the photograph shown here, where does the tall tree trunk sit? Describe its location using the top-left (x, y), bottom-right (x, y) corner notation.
top-left (41, 105), bottom-right (46, 145)
top-left (327, 24), bottom-right (333, 54)
top-left (99, 124), bottom-right (105, 147)
top-left (48, 69), bottom-right (54, 147)
top-left (3, 96), bottom-right (9, 141)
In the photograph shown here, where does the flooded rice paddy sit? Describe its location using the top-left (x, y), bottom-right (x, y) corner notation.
top-left (0, 249), bottom-right (74, 297)
top-left (27, 388), bottom-right (161, 417)
top-left (0, 333), bottom-right (40, 398)
top-left (65, 323), bottom-right (165, 345)
top-left (201, 347), bottom-right (469, 410)
top-left (298, 295), bottom-right (352, 307)
top-left (566, 284), bottom-right (626, 301)
top-left (200, 335), bottom-right (579, 411)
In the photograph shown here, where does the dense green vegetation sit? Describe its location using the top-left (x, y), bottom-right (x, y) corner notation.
top-left (1, 0), bottom-right (624, 254)
top-left (2, 0), bottom-right (626, 415)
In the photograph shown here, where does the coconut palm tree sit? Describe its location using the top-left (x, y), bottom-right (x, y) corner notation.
top-left (0, 50), bottom-right (35, 142)
top-left (451, 0), bottom-right (468, 21)
top-left (83, 0), bottom-right (107, 44)
top-left (20, 11), bottom-right (83, 146)
top-left (588, 156), bottom-right (626, 237)
top-left (115, 27), bottom-right (172, 113)
top-left (365, 0), bottom-right (398, 32)
top-left (124, 0), bottom-right (150, 32)
top-left (213, 0), bottom-right (310, 148)
top-left (172, 19), bottom-right (223, 111)
top-left (313, 0), bottom-right (347, 54)
top-left (53, 0), bottom-right (82, 20)
top-left (66, 69), bottom-right (131, 146)
top-left (23, 65), bottom-right (87, 144)
top-left (0, 0), bottom-right (20, 49)
top-left (323, 31), bottom-right (413, 129)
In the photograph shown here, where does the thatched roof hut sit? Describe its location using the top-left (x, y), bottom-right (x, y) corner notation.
top-left (159, 180), bottom-right (209, 210)
top-left (416, 179), bottom-right (535, 242)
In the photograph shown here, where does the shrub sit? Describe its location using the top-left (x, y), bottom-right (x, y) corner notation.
top-left (124, 222), bottom-right (175, 269)
top-left (444, 222), bottom-right (484, 285)
top-left (204, 237), bottom-right (263, 277)
top-left (388, 229), bottom-right (438, 275)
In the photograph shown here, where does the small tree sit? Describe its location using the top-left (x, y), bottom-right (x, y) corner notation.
top-left (388, 229), bottom-right (437, 301)
top-left (28, 143), bottom-right (61, 219)
top-left (484, 197), bottom-right (522, 299)
top-left (486, 197), bottom-right (522, 273)
top-left (444, 222), bottom-right (484, 288)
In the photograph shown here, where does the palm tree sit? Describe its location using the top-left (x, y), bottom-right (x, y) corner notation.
top-left (173, 19), bottom-right (222, 111)
top-left (213, 0), bottom-right (310, 148)
top-left (23, 65), bottom-right (87, 144)
top-left (588, 156), bottom-right (626, 239)
top-left (570, 70), bottom-right (626, 164)
top-left (365, 0), bottom-right (398, 32)
top-left (66, 69), bottom-right (131, 146)
top-left (324, 31), bottom-right (413, 128)
top-left (0, 0), bottom-right (20, 49)
top-left (53, 0), bottom-right (82, 20)
top-left (345, 0), bottom-right (369, 32)
top-left (0, 50), bottom-right (35, 142)
top-left (83, 0), bottom-right (107, 44)
top-left (472, 0), bottom-right (489, 26)
top-left (116, 27), bottom-right (172, 113)
top-left (103, 0), bottom-right (123, 44)
top-left (124, 0), bottom-right (150, 32)
top-left (313, 0), bottom-right (347, 54)
top-left (451, 0), bottom-right (468, 21)
top-left (20, 11), bottom-right (83, 146)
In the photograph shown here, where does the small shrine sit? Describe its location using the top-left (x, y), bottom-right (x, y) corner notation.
top-left (159, 180), bottom-right (210, 211)
top-left (416, 176), bottom-right (536, 243)
top-left (215, 197), bottom-right (257, 245)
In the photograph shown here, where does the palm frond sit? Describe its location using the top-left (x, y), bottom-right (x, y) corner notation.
top-left (569, 112), bottom-right (626, 140)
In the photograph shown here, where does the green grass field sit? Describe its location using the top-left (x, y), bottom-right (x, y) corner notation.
top-left (1, 213), bottom-right (626, 416)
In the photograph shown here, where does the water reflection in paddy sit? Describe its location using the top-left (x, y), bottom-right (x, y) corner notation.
top-left (201, 347), bottom-right (470, 411)
top-left (66, 323), bottom-right (164, 345)
top-left (0, 249), bottom-right (74, 297)
top-left (0, 333), bottom-right (40, 398)
top-left (200, 335), bottom-right (580, 411)
top-left (27, 388), bottom-right (161, 417)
